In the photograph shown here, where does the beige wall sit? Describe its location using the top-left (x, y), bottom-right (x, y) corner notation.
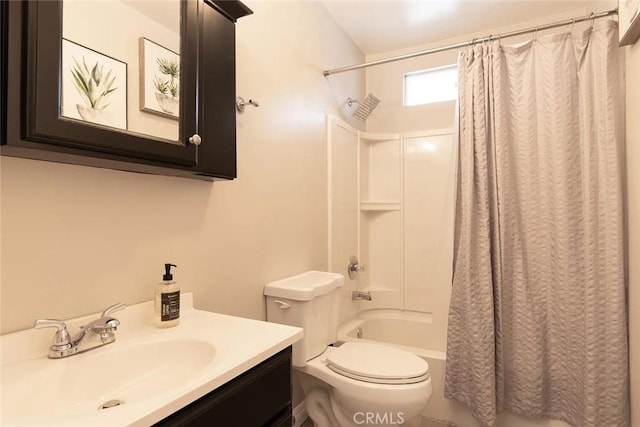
top-left (626, 40), bottom-right (640, 427)
top-left (0, 0), bottom-right (364, 334)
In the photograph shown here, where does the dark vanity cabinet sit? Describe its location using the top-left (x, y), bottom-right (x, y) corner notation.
top-left (0, 0), bottom-right (252, 180)
top-left (154, 347), bottom-right (293, 427)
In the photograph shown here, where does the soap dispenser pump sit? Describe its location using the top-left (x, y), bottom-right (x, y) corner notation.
top-left (154, 263), bottom-right (180, 328)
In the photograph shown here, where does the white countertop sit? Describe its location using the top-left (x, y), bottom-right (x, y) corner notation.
top-left (0, 293), bottom-right (303, 426)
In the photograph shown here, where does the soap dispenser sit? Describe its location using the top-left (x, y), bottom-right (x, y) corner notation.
top-left (154, 263), bottom-right (180, 328)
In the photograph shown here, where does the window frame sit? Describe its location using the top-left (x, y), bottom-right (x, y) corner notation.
top-left (403, 64), bottom-right (458, 107)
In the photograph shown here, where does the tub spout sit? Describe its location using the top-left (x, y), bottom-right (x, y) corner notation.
top-left (352, 291), bottom-right (372, 301)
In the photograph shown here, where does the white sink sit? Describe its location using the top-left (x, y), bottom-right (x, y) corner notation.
top-left (2, 338), bottom-right (216, 424)
top-left (0, 293), bottom-right (303, 427)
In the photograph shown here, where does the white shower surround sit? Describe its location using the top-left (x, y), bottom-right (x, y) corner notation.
top-left (327, 117), bottom-right (460, 420)
top-left (327, 116), bottom-right (456, 340)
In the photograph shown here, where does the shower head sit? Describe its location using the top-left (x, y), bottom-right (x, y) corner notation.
top-left (347, 93), bottom-right (380, 121)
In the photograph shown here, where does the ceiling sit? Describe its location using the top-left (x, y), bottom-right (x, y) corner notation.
top-left (320, 1), bottom-right (615, 55)
top-left (121, 0), bottom-right (180, 33)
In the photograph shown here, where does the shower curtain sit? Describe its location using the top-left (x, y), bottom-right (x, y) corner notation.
top-left (444, 22), bottom-right (629, 426)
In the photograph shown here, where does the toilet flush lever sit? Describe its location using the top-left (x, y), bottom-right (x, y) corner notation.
top-left (274, 300), bottom-right (290, 309)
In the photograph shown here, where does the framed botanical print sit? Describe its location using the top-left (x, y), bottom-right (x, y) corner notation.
top-left (61, 39), bottom-right (128, 130)
top-left (139, 37), bottom-right (180, 120)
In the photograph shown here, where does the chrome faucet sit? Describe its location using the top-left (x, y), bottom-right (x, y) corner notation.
top-left (34, 302), bottom-right (125, 359)
top-left (352, 291), bottom-right (372, 301)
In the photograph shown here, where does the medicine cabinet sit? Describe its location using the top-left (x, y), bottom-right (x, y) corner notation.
top-left (1, 0), bottom-right (252, 180)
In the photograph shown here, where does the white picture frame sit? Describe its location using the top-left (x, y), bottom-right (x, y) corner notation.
top-left (619, 0), bottom-right (640, 46)
top-left (139, 37), bottom-right (180, 120)
top-left (61, 39), bottom-right (128, 130)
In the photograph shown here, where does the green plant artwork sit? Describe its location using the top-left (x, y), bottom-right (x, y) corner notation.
top-left (70, 57), bottom-right (118, 110)
top-left (153, 58), bottom-right (179, 99)
top-left (139, 38), bottom-right (179, 118)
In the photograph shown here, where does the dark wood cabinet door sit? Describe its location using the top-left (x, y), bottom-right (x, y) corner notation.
top-left (195, 1), bottom-right (239, 179)
top-left (153, 347), bottom-right (292, 427)
top-left (1, 0), bottom-right (252, 181)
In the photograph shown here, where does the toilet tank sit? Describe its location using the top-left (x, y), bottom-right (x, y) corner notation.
top-left (264, 271), bottom-right (344, 367)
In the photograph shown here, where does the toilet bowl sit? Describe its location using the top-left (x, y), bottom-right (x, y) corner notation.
top-left (264, 271), bottom-right (432, 427)
top-left (299, 343), bottom-right (432, 427)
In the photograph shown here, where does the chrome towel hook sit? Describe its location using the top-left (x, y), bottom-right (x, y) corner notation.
top-left (236, 96), bottom-right (259, 112)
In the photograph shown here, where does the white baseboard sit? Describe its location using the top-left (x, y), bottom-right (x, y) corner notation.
top-left (292, 401), bottom-right (309, 427)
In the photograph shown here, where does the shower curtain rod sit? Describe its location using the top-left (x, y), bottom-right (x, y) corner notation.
top-left (323, 8), bottom-right (618, 76)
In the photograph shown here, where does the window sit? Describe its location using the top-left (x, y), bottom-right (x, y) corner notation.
top-left (404, 64), bottom-right (458, 106)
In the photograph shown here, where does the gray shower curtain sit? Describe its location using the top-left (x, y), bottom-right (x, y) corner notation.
top-left (444, 22), bottom-right (629, 426)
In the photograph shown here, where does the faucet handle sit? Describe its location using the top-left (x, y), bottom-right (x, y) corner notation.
top-left (34, 318), bottom-right (66, 329)
top-left (101, 302), bottom-right (126, 318)
top-left (34, 319), bottom-right (72, 347)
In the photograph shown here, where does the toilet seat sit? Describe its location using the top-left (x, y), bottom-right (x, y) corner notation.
top-left (326, 342), bottom-right (429, 385)
top-left (298, 345), bottom-right (434, 426)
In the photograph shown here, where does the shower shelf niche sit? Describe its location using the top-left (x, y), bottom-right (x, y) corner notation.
top-left (356, 130), bottom-right (404, 310)
top-left (359, 132), bottom-right (401, 142)
top-left (325, 117), bottom-right (405, 310)
top-left (360, 201), bottom-right (401, 211)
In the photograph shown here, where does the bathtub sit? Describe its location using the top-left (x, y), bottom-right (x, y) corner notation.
top-left (337, 310), bottom-right (475, 426)
top-left (337, 310), bottom-right (575, 427)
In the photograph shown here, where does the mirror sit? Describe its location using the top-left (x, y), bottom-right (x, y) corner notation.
top-left (61, 0), bottom-right (181, 144)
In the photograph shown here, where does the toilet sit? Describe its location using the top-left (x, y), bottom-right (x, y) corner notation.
top-left (264, 271), bottom-right (432, 427)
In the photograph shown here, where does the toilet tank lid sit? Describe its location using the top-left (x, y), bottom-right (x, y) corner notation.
top-left (264, 271), bottom-right (344, 301)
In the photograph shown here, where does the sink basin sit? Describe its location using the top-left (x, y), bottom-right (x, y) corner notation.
top-left (0, 293), bottom-right (303, 427)
top-left (1, 338), bottom-right (216, 425)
